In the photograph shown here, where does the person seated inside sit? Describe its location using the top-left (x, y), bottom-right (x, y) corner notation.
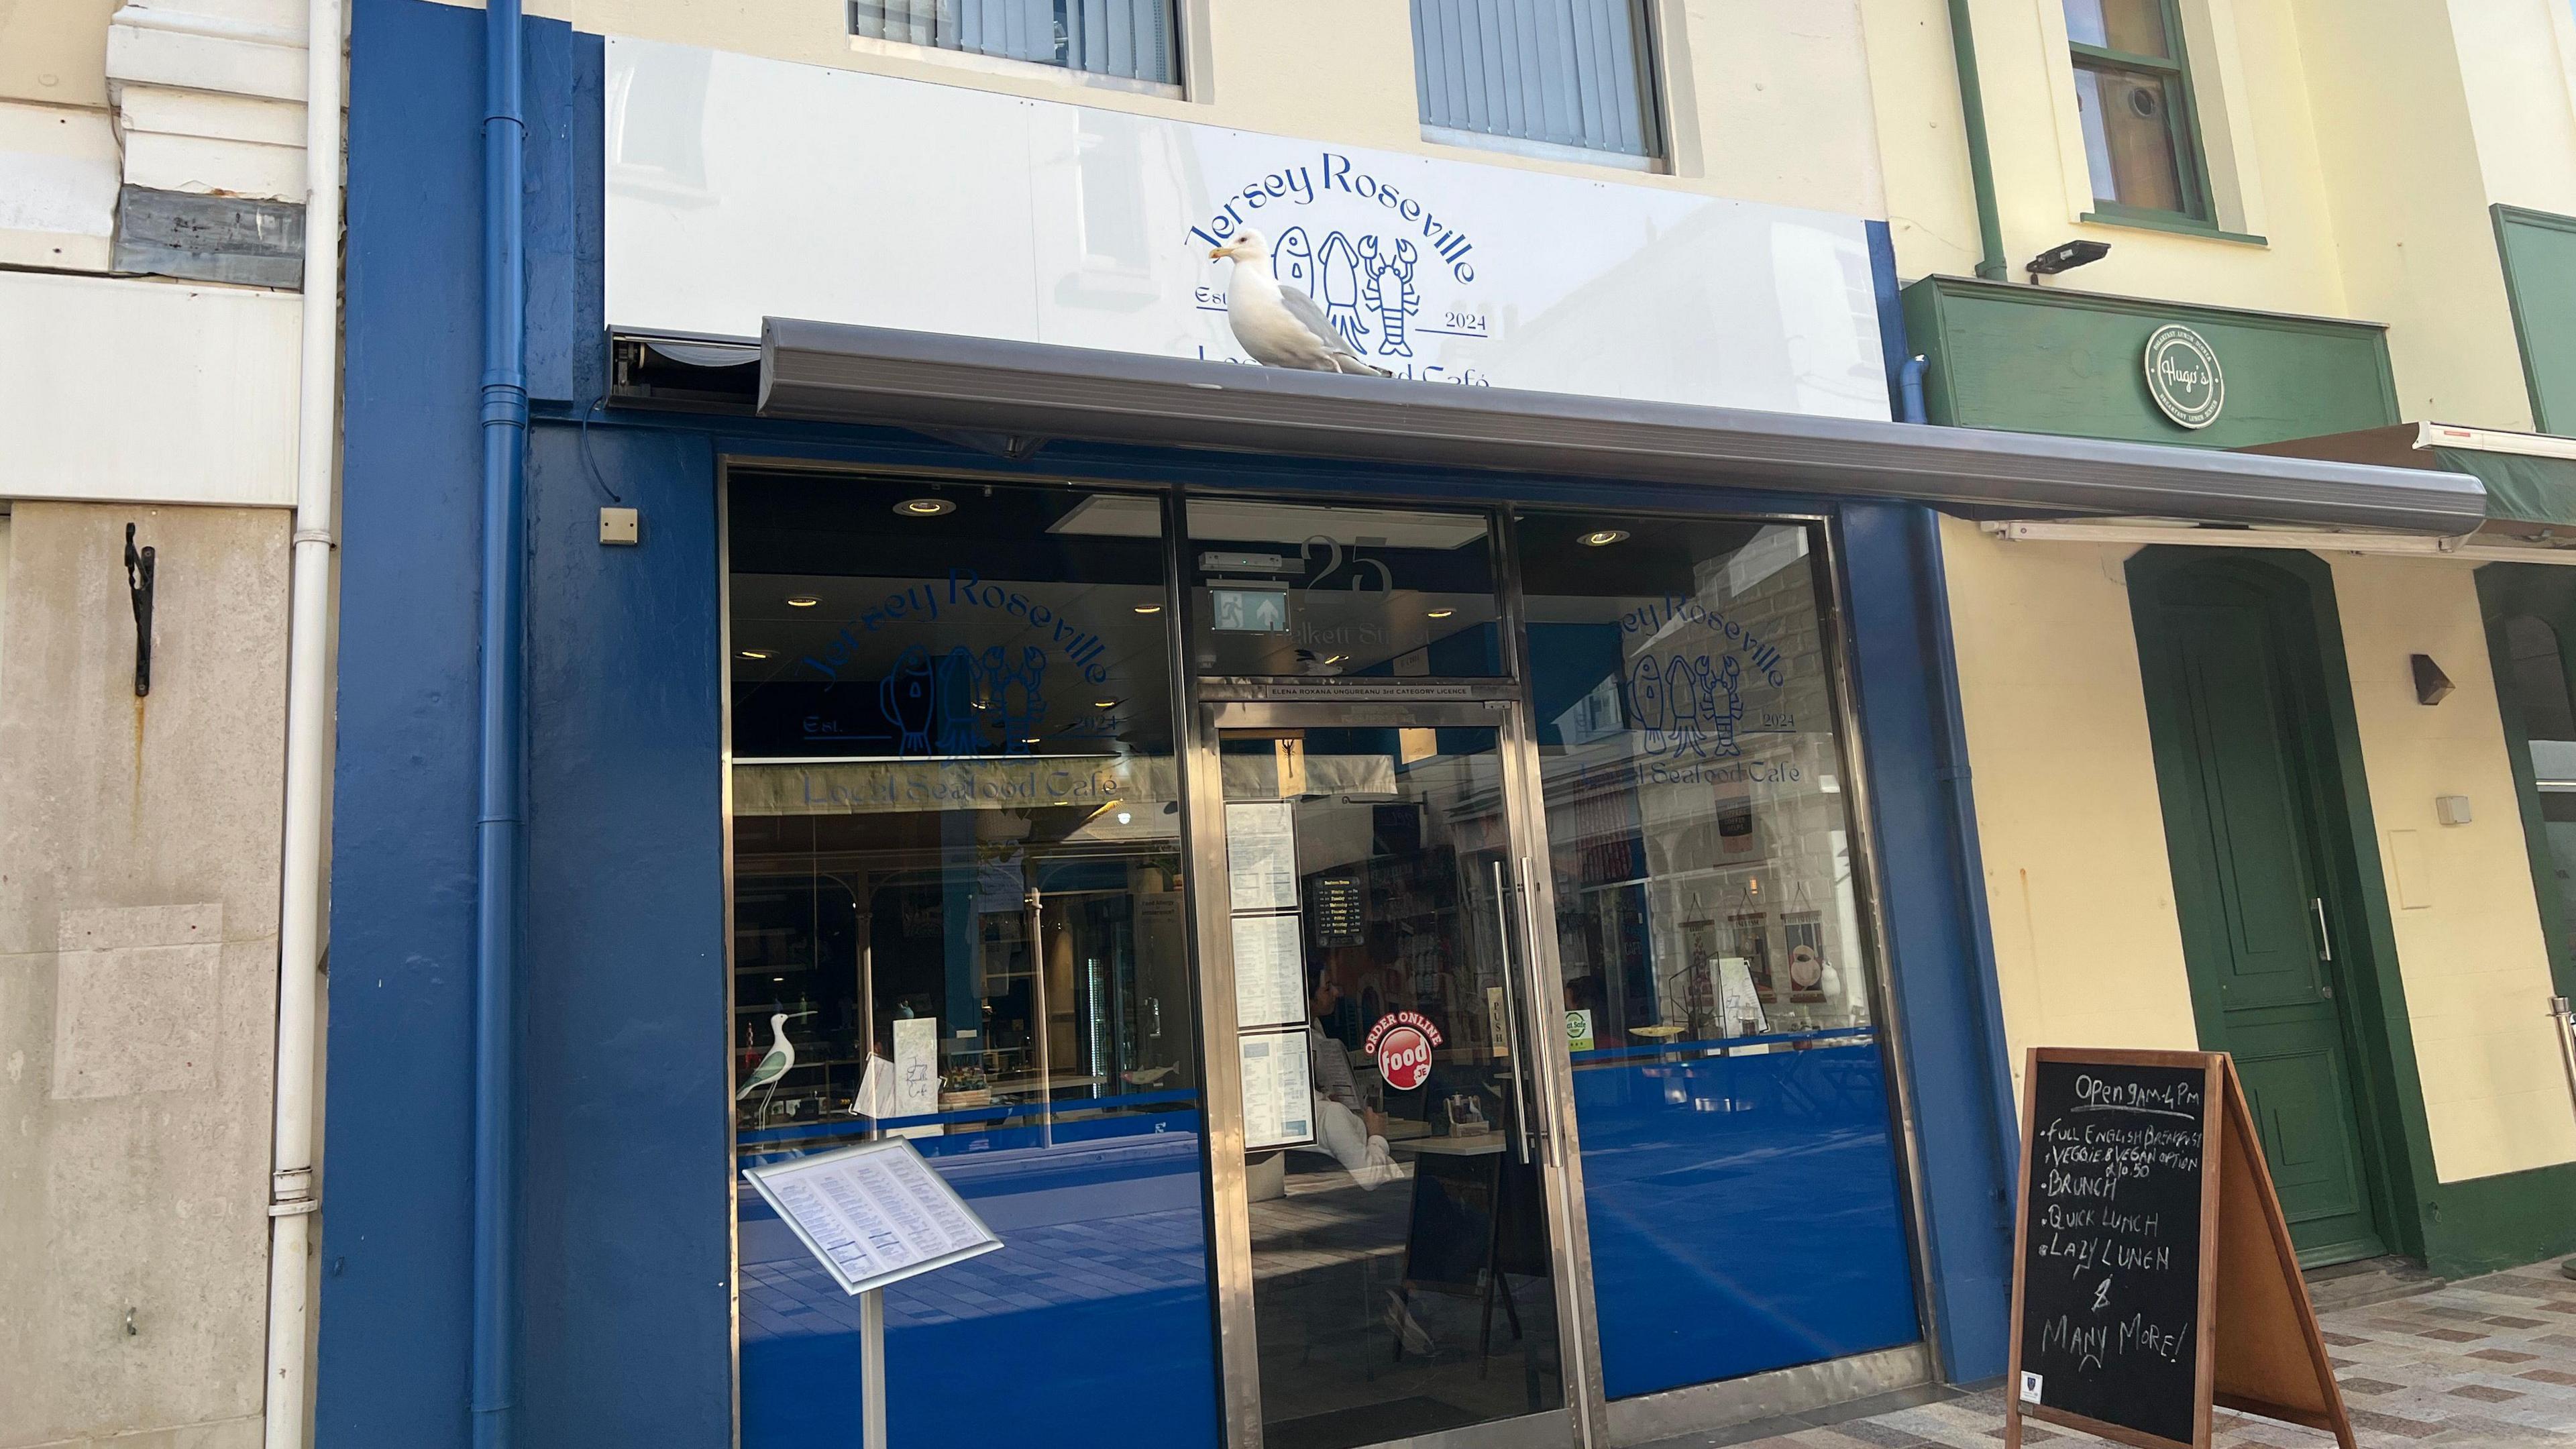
top-left (1301, 963), bottom-right (1399, 1189)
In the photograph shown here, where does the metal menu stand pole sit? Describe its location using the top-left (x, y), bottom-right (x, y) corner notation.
top-left (860, 916), bottom-right (886, 1449)
top-left (862, 1284), bottom-right (887, 1449)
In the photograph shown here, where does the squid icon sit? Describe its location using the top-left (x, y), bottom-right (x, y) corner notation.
top-left (1315, 231), bottom-right (1369, 351)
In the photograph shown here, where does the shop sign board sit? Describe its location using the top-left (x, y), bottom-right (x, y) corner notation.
top-left (2143, 323), bottom-right (2225, 429)
top-left (604, 37), bottom-right (1890, 419)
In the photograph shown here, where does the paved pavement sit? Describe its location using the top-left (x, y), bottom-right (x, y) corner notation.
top-left (1685, 1257), bottom-right (2576, 1448)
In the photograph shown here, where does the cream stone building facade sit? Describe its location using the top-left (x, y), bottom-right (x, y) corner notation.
top-left (0, 2), bottom-right (337, 1447)
top-left (1866, 0), bottom-right (2576, 1275)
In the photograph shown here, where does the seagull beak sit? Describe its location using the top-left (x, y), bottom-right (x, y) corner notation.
top-left (1208, 246), bottom-right (1232, 260)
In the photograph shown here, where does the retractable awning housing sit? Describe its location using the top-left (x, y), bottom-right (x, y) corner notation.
top-left (753, 319), bottom-right (2487, 536)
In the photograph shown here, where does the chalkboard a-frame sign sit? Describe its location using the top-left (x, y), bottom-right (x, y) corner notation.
top-left (2004, 1049), bottom-right (2356, 1449)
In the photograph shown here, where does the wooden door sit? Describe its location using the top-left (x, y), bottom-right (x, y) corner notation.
top-left (2135, 561), bottom-right (2387, 1266)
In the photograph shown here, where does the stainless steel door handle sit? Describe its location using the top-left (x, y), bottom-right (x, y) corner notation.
top-left (2311, 897), bottom-right (2333, 962)
top-left (1518, 855), bottom-right (1555, 1165)
top-left (1491, 859), bottom-right (1536, 1166)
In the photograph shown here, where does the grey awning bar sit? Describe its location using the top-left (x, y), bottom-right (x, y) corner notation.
top-left (757, 318), bottom-right (2487, 535)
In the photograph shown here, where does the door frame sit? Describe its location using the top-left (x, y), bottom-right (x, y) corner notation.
top-left (1173, 493), bottom-right (1944, 1449)
top-left (1183, 690), bottom-right (1603, 1449)
top-left (2473, 564), bottom-right (2576, 1002)
top-left (2126, 547), bottom-right (2433, 1265)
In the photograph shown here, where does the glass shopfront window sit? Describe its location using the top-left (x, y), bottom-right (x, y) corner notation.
top-left (727, 472), bottom-right (1214, 1449)
top-left (722, 482), bottom-right (1929, 1446)
top-left (1516, 513), bottom-right (1921, 1397)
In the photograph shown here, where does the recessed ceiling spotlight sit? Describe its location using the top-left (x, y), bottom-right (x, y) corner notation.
top-left (1578, 529), bottom-right (1631, 547)
top-left (894, 496), bottom-right (955, 517)
top-left (738, 649), bottom-right (773, 660)
top-left (1426, 608), bottom-right (1455, 619)
top-left (1093, 698), bottom-right (1118, 709)
top-left (1134, 603), bottom-right (1163, 614)
top-left (784, 595), bottom-right (819, 608)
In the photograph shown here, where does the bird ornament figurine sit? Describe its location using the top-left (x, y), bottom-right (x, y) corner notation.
top-left (739, 1009), bottom-right (816, 1121)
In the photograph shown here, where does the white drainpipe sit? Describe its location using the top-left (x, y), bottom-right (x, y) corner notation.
top-left (262, 0), bottom-right (343, 1442)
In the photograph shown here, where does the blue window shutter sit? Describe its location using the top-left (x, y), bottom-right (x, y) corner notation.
top-left (1413, 0), bottom-right (1657, 157)
top-left (853, 0), bottom-right (1177, 83)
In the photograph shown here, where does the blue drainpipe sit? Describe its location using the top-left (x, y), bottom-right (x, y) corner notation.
top-left (1895, 352), bottom-right (2023, 1200)
top-left (473, 3), bottom-right (527, 1448)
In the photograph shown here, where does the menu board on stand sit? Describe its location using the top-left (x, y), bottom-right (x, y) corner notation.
top-left (2005, 1049), bottom-right (2355, 1449)
top-left (743, 1136), bottom-right (1006, 1449)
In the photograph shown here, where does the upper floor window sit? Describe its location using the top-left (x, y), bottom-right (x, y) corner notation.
top-left (2064, 0), bottom-right (2208, 221)
top-left (1411, 0), bottom-right (1661, 163)
top-left (851, 0), bottom-right (1179, 85)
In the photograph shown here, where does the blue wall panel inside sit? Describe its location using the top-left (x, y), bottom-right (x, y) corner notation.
top-left (740, 1114), bottom-right (1218, 1449)
top-left (1574, 1044), bottom-right (1919, 1397)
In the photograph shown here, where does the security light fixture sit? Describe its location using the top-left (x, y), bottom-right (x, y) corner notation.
top-left (2025, 239), bottom-right (2111, 282)
top-left (2412, 653), bottom-right (2454, 706)
top-left (1578, 529), bottom-right (1631, 547)
top-left (894, 496), bottom-right (955, 517)
top-left (784, 595), bottom-right (820, 608)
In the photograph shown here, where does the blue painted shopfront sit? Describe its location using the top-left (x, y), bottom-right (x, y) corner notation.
top-left (317, 3), bottom-right (2017, 1446)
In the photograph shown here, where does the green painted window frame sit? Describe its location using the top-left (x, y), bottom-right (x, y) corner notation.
top-left (2491, 203), bottom-right (2576, 437)
top-left (2067, 0), bottom-right (2215, 226)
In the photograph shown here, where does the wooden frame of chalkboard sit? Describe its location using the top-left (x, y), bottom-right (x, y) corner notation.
top-left (2004, 1048), bottom-right (2355, 1449)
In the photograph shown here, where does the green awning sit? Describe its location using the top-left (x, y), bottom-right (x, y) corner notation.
top-left (2437, 447), bottom-right (2576, 526)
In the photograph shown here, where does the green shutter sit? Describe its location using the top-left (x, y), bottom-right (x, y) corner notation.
top-left (2494, 205), bottom-right (2576, 437)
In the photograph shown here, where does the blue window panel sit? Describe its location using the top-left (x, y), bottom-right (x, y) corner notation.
top-left (1572, 1043), bottom-right (1921, 1397)
top-left (740, 1112), bottom-right (1220, 1449)
top-left (1411, 0), bottom-right (1658, 158)
top-left (853, 0), bottom-right (1177, 85)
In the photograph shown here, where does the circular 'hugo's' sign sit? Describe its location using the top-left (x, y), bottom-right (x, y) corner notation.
top-left (2143, 323), bottom-right (2224, 429)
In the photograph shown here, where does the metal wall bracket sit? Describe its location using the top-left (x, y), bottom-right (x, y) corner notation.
top-left (124, 523), bottom-right (154, 698)
top-left (268, 1165), bottom-right (318, 1217)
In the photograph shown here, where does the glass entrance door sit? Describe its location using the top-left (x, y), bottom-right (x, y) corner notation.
top-left (1202, 704), bottom-right (1574, 1449)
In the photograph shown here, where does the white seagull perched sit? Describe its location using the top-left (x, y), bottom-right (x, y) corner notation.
top-left (1209, 230), bottom-right (1392, 376)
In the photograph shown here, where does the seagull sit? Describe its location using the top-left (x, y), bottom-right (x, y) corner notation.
top-left (739, 1010), bottom-right (815, 1120)
top-left (1209, 230), bottom-right (1391, 376)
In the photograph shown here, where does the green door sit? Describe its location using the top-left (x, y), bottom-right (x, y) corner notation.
top-left (2134, 561), bottom-right (2388, 1265)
